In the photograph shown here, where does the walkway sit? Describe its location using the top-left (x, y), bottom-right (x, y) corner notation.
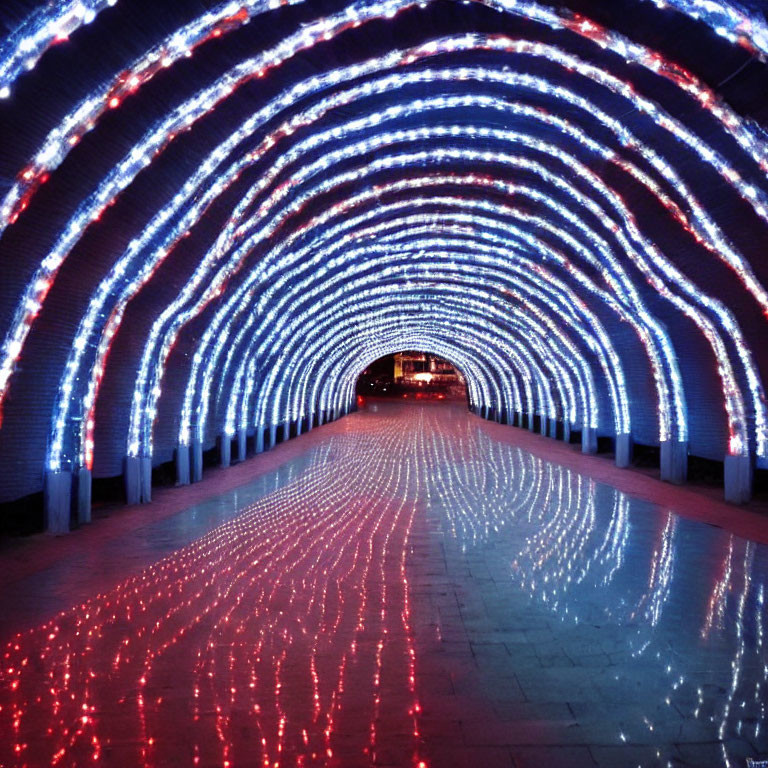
top-left (1, 402), bottom-right (767, 767)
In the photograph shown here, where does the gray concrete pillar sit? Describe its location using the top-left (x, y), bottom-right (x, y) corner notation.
top-left (219, 434), bottom-right (231, 467)
top-left (44, 470), bottom-right (71, 535)
top-left (563, 421), bottom-right (571, 444)
top-left (295, 417), bottom-right (303, 437)
top-left (255, 428), bottom-right (265, 454)
top-left (724, 454), bottom-right (753, 505)
top-left (582, 426), bottom-right (598, 454)
top-left (191, 440), bottom-right (203, 482)
top-left (124, 455), bottom-right (142, 505)
top-left (527, 413), bottom-right (535, 432)
top-left (75, 467), bottom-right (91, 525)
top-left (282, 420), bottom-right (290, 442)
top-left (176, 444), bottom-right (190, 485)
top-left (548, 418), bottom-right (558, 439)
top-left (140, 457), bottom-right (152, 503)
top-left (660, 440), bottom-right (687, 484)
top-left (237, 429), bottom-right (247, 462)
top-left (268, 424), bottom-right (278, 449)
top-left (539, 415), bottom-right (548, 436)
top-left (615, 433), bottom-right (633, 468)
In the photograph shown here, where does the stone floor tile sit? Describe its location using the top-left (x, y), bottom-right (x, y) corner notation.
top-left (1, 403), bottom-right (767, 768)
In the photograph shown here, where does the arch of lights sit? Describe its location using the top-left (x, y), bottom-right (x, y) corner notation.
top-left (3, 0), bottom-right (767, 105)
top-left (223, 262), bottom-right (604, 432)
top-left (260, 295), bottom-right (573, 425)
top-left (0, 0), bottom-right (766, 528)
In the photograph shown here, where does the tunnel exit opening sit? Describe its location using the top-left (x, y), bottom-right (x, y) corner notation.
top-left (355, 352), bottom-right (468, 404)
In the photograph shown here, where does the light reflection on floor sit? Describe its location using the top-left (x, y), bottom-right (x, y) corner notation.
top-left (1, 402), bottom-right (767, 767)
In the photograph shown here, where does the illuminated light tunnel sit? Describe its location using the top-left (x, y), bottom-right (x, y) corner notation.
top-left (1, 0), bottom-right (768, 535)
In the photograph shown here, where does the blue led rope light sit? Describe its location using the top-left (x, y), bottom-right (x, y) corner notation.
top-left (13, 42), bottom-right (768, 468)
top-left (0, 5), bottom-right (765, 486)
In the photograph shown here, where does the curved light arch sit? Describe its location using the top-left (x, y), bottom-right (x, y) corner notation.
top-left (302, 318), bottom-right (529, 425)
top-left (199, 199), bottom-right (679, 432)
top-left (6, 27), bottom-right (767, 465)
top-left (279, 297), bottom-right (571, 424)
top-left (187, 209), bottom-right (669, 455)
top-left (123, 132), bottom-right (752, 462)
top-left (254, 235), bottom-right (625, 420)
top-left (315, 315), bottom-right (565, 432)
top-left (0, 0), bottom-right (766, 518)
top-left (244, 288), bottom-right (583, 434)
top-left (216, 252), bottom-right (613, 440)
top-left (5, 0), bottom-right (767, 237)
top-left (263, 306), bottom-right (543, 426)
top-left (48, 61), bottom-right (765, 448)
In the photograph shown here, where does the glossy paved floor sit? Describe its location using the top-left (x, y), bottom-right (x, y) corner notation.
top-left (1, 402), bottom-right (767, 768)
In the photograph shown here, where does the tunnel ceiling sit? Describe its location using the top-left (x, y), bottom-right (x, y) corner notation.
top-left (1, 0), bottom-right (768, 506)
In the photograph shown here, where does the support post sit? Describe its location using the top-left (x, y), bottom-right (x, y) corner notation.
top-left (539, 415), bottom-right (548, 436)
top-left (548, 418), bottom-right (558, 439)
top-left (176, 444), bottom-right (190, 485)
top-left (724, 454), bottom-right (753, 505)
top-left (219, 434), bottom-right (231, 467)
top-left (527, 413), bottom-right (535, 432)
top-left (268, 424), bottom-right (277, 449)
top-left (615, 433), bottom-right (633, 468)
top-left (562, 421), bottom-right (571, 444)
top-left (318, 410), bottom-right (325, 426)
top-left (191, 440), bottom-right (203, 482)
top-left (255, 428), bottom-right (265, 454)
top-left (237, 429), bottom-right (247, 462)
top-left (660, 440), bottom-right (687, 484)
top-left (295, 417), bottom-right (303, 437)
top-left (44, 470), bottom-right (71, 535)
top-left (124, 456), bottom-right (142, 505)
top-left (75, 467), bottom-right (91, 525)
top-left (582, 426), bottom-right (598, 454)
top-left (140, 457), bottom-right (152, 503)
top-left (282, 420), bottom-right (290, 442)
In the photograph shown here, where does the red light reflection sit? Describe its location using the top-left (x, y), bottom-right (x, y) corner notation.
top-left (0, 426), bottom-right (425, 767)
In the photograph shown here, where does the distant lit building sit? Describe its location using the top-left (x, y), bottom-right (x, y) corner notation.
top-left (394, 352), bottom-right (464, 387)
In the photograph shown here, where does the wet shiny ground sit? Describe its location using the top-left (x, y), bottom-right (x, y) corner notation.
top-left (1, 402), bottom-right (767, 767)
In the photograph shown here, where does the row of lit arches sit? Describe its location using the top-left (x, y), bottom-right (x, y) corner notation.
top-left (0, 0), bottom-right (766, 529)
